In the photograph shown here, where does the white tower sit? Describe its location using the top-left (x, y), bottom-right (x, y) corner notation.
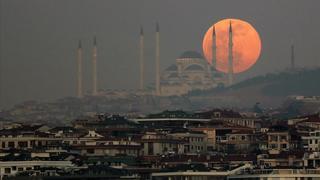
top-left (92, 36), bottom-right (98, 96)
top-left (77, 40), bottom-right (83, 98)
top-left (139, 26), bottom-right (144, 90)
top-left (155, 22), bottom-right (161, 95)
top-left (228, 21), bottom-right (234, 86)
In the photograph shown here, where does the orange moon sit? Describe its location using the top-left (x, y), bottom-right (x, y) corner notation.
top-left (202, 18), bottom-right (261, 73)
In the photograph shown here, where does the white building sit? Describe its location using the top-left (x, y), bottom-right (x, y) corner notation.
top-left (302, 130), bottom-right (320, 151)
top-left (0, 160), bottom-right (78, 179)
top-left (160, 51), bottom-right (226, 96)
top-left (171, 130), bottom-right (208, 154)
top-left (140, 131), bottom-right (185, 156)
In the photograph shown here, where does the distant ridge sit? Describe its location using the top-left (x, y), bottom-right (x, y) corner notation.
top-left (231, 68), bottom-right (320, 96)
top-left (188, 68), bottom-right (320, 107)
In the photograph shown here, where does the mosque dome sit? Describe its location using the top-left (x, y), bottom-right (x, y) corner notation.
top-left (168, 72), bottom-right (179, 78)
top-left (185, 64), bottom-right (204, 71)
top-left (179, 51), bottom-right (204, 59)
top-left (165, 64), bottom-right (178, 71)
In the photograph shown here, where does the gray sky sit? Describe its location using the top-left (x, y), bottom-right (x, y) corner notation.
top-left (1, 0), bottom-right (320, 108)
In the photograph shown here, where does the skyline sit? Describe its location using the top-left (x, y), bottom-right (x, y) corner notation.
top-left (1, 0), bottom-right (320, 108)
top-left (2, 1), bottom-right (320, 179)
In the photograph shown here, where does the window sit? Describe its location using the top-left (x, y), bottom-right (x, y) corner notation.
top-left (18, 141), bottom-right (28, 148)
top-left (270, 144), bottom-right (278, 149)
top-left (280, 136), bottom-right (287, 141)
top-left (18, 167), bottom-right (23, 171)
top-left (241, 136), bottom-right (246, 140)
top-left (87, 149), bottom-right (94, 154)
top-left (281, 144), bottom-right (287, 149)
top-left (148, 142), bottom-right (154, 155)
top-left (4, 168), bottom-right (11, 174)
top-left (2, 142), bottom-right (5, 148)
top-left (8, 142), bottom-right (15, 148)
top-left (270, 135), bottom-right (277, 141)
top-left (12, 166), bottom-right (16, 171)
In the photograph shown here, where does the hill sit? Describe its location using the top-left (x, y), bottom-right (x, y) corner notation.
top-left (188, 68), bottom-right (320, 107)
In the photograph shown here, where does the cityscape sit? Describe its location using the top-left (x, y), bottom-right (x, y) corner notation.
top-left (1, 0), bottom-right (320, 179)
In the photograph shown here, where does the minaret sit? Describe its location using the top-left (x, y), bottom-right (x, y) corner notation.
top-left (77, 40), bottom-right (83, 98)
top-left (139, 26), bottom-right (144, 90)
top-left (228, 21), bottom-right (234, 86)
top-left (291, 44), bottom-right (295, 70)
top-left (155, 22), bottom-right (161, 95)
top-left (211, 25), bottom-right (217, 69)
top-left (92, 36), bottom-right (98, 96)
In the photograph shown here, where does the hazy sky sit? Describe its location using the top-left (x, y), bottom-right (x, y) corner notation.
top-left (1, 0), bottom-right (320, 108)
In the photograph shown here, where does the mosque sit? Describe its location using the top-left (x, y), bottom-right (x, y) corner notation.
top-left (160, 51), bottom-right (227, 96)
top-left (158, 22), bottom-right (233, 96)
top-left (75, 22), bottom-right (233, 98)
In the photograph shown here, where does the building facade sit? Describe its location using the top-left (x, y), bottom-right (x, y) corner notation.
top-left (160, 51), bottom-right (226, 96)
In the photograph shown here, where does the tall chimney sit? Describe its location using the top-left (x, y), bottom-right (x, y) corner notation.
top-left (155, 22), bottom-right (161, 95)
top-left (212, 25), bottom-right (216, 69)
top-left (92, 36), bottom-right (98, 96)
top-left (228, 21), bottom-right (234, 86)
top-left (77, 40), bottom-right (83, 98)
top-left (139, 26), bottom-right (144, 90)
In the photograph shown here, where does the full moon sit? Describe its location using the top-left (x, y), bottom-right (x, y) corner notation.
top-left (202, 18), bottom-right (261, 74)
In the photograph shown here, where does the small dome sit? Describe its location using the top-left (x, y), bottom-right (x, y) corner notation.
top-left (185, 64), bottom-right (204, 71)
top-left (166, 64), bottom-right (178, 71)
top-left (179, 51), bottom-right (204, 59)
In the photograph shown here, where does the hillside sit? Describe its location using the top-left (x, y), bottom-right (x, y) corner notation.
top-left (231, 68), bottom-right (320, 96)
top-left (188, 68), bottom-right (320, 107)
